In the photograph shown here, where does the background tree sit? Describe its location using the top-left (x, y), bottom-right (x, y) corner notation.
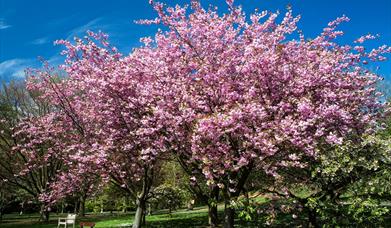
top-left (27, 31), bottom-right (172, 228)
top-left (0, 81), bottom-right (63, 222)
top-left (150, 184), bottom-right (186, 216)
top-left (0, 180), bottom-right (14, 222)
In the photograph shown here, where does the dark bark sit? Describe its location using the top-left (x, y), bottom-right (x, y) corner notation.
top-left (298, 197), bottom-right (319, 228)
top-left (308, 208), bottom-right (319, 228)
top-left (222, 186), bottom-right (234, 228)
top-left (20, 201), bottom-right (24, 215)
top-left (175, 152), bottom-right (222, 227)
top-left (79, 196), bottom-right (86, 217)
top-left (142, 202), bottom-right (146, 225)
top-left (208, 204), bottom-right (218, 227)
top-left (222, 163), bottom-right (254, 228)
top-left (208, 185), bottom-right (219, 227)
top-left (44, 210), bottom-right (49, 222)
top-left (223, 200), bottom-right (235, 228)
top-left (39, 204), bottom-right (50, 222)
top-left (74, 200), bottom-right (78, 214)
top-left (61, 202), bottom-right (64, 214)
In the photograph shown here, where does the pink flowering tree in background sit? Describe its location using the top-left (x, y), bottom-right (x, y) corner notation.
top-left (40, 151), bottom-right (104, 217)
top-left (0, 82), bottom-right (65, 222)
top-left (27, 32), bottom-right (172, 227)
top-left (136, 0), bottom-right (390, 227)
top-left (11, 114), bottom-right (66, 221)
top-left (19, 68), bottom-right (106, 219)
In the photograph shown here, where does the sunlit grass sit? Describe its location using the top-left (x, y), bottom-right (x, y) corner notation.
top-left (0, 196), bottom-right (278, 228)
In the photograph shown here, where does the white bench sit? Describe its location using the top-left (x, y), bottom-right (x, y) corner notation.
top-left (57, 214), bottom-right (76, 228)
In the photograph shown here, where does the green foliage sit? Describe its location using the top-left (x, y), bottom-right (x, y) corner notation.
top-left (250, 129), bottom-right (391, 226)
top-left (308, 134), bottom-right (391, 225)
top-left (84, 184), bottom-right (135, 214)
top-left (347, 197), bottom-right (389, 224)
top-left (150, 184), bottom-right (186, 213)
top-left (151, 160), bottom-right (194, 211)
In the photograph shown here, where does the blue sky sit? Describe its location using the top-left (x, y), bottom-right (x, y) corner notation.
top-left (0, 0), bottom-right (390, 82)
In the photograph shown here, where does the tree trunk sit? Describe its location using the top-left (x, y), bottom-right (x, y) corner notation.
top-left (44, 210), bottom-right (50, 222)
top-left (39, 204), bottom-right (50, 222)
top-left (223, 201), bottom-right (235, 228)
top-left (208, 204), bottom-right (218, 227)
top-left (308, 208), bottom-right (319, 228)
top-left (207, 185), bottom-right (219, 227)
top-left (79, 196), bottom-right (86, 217)
top-left (132, 166), bottom-right (154, 228)
top-left (20, 201), bottom-right (24, 215)
top-left (222, 185), bottom-right (235, 228)
top-left (132, 198), bottom-right (146, 228)
top-left (299, 197), bottom-right (319, 228)
top-left (61, 202), bottom-right (64, 214)
top-left (223, 163), bottom-right (253, 228)
top-left (74, 200), bottom-right (78, 214)
top-left (122, 198), bottom-right (126, 213)
top-left (142, 202), bottom-right (146, 225)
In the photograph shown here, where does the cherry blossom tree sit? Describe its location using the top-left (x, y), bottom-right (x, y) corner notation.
top-left (0, 178), bottom-right (13, 222)
top-left (27, 32), bottom-right (171, 227)
top-left (24, 76), bottom-right (104, 215)
top-left (0, 82), bottom-right (63, 222)
top-left (40, 152), bottom-right (103, 217)
top-left (136, 1), bottom-right (389, 227)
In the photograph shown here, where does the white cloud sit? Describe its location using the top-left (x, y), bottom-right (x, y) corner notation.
top-left (47, 55), bottom-right (64, 66)
top-left (0, 59), bottom-right (35, 79)
top-left (66, 17), bottom-right (105, 40)
top-left (11, 69), bottom-right (26, 78)
top-left (0, 18), bottom-right (11, 30)
top-left (31, 37), bottom-right (49, 45)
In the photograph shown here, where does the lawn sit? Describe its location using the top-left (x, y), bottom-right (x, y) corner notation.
top-left (0, 194), bottom-right (312, 228)
top-left (0, 206), bottom-right (222, 228)
top-left (3, 200), bottom-right (388, 227)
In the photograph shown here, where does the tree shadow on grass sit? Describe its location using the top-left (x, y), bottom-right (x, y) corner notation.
top-left (145, 211), bottom-right (211, 228)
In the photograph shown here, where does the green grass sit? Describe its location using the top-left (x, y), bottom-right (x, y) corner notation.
top-left (1, 212), bottom-right (134, 228)
top-left (6, 194), bottom-right (389, 227)
top-left (0, 196), bottom-right (271, 228)
top-left (0, 206), bottom-right (216, 228)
